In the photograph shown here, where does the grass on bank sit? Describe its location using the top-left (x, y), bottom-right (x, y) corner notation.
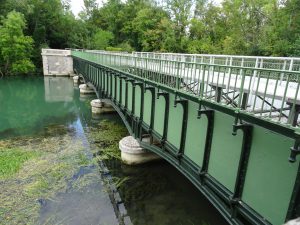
top-left (0, 120), bottom-right (128, 225)
top-left (0, 148), bottom-right (39, 179)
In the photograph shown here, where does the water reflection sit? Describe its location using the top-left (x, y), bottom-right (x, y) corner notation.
top-left (0, 77), bottom-right (228, 225)
top-left (44, 77), bottom-right (74, 102)
top-left (105, 160), bottom-right (228, 225)
top-left (0, 77), bottom-right (83, 138)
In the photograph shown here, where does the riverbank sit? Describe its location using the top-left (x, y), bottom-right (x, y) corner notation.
top-left (0, 120), bottom-right (127, 225)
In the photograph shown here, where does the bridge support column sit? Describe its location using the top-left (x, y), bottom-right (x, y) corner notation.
top-left (119, 136), bottom-right (160, 165)
top-left (90, 99), bottom-right (115, 114)
top-left (73, 75), bottom-right (79, 84)
top-left (79, 84), bottom-right (94, 94)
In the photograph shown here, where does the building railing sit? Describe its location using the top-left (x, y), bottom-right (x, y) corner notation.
top-left (72, 50), bottom-right (300, 127)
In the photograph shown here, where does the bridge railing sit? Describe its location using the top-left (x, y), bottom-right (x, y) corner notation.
top-left (72, 50), bottom-right (300, 127)
top-left (133, 52), bottom-right (300, 72)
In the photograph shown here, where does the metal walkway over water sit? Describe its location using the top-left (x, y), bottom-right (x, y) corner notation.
top-left (70, 49), bottom-right (300, 225)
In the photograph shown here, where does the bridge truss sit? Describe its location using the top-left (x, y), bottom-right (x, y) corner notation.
top-left (72, 50), bottom-right (300, 225)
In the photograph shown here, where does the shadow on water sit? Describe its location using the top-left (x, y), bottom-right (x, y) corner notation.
top-left (0, 76), bottom-right (228, 225)
top-left (105, 159), bottom-right (228, 225)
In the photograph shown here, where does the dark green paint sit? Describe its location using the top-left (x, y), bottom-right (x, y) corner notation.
top-left (73, 56), bottom-right (300, 225)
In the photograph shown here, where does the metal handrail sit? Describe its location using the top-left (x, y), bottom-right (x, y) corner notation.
top-left (72, 49), bottom-right (300, 126)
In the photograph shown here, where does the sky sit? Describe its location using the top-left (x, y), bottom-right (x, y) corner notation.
top-left (70, 0), bottom-right (103, 16)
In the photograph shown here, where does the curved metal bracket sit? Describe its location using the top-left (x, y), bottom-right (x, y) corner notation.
top-left (125, 78), bottom-right (134, 83)
top-left (174, 97), bottom-right (188, 159)
top-left (145, 86), bottom-right (156, 137)
top-left (156, 92), bottom-right (170, 150)
top-left (157, 91), bottom-right (169, 100)
top-left (145, 86), bottom-right (155, 93)
top-left (231, 122), bottom-right (253, 217)
top-left (289, 130), bottom-right (300, 163)
top-left (197, 107), bottom-right (214, 183)
top-left (133, 81), bottom-right (143, 88)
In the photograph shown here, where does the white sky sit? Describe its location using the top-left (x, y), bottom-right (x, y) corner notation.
top-left (70, 0), bottom-right (103, 16)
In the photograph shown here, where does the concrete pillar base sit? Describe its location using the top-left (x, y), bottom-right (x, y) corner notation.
top-left (285, 218), bottom-right (300, 225)
top-left (91, 99), bottom-right (104, 114)
top-left (119, 136), bottom-right (160, 165)
top-left (79, 84), bottom-right (94, 94)
top-left (73, 75), bottom-right (79, 84)
top-left (90, 99), bottom-right (115, 114)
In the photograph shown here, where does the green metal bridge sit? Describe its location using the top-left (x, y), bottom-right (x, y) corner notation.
top-left (72, 50), bottom-right (300, 225)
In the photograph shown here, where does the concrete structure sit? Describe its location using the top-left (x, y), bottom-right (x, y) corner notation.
top-left (90, 99), bottom-right (115, 114)
top-left (285, 218), bottom-right (300, 225)
top-left (119, 136), bottom-right (160, 165)
top-left (42, 49), bottom-right (73, 76)
top-left (91, 99), bottom-right (104, 113)
top-left (79, 84), bottom-right (94, 94)
top-left (73, 75), bottom-right (80, 84)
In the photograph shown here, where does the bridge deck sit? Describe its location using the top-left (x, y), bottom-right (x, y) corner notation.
top-left (134, 64), bottom-right (299, 100)
top-left (72, 50), bottom-right (300, 126)
top-left (71, 50), bottom-right (300, 225)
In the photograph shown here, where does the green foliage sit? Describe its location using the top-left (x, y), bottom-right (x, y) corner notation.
top-left (0, 11), bottom-right (35, 75)
top-left (106, 47), bottom-right (122, 52)
top-left (1, 0), bottom-right (300, 72)
top-left (292, 37), bottom-right (300, 56)
top-left (0, 148), bottom-right (38, 178)
top-left (116, 42), bottom-right (134, 52)
top-left (91, 29), bottom-right (114, 50)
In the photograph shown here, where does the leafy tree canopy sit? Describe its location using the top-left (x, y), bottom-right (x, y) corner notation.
top-left (1, 0), bottom-right (300, 76)
top-left (0, 11), bottom-right (35, 76)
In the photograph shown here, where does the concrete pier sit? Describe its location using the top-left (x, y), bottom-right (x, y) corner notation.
top-left (73, 75), bottom-right (79, 84)
top-left (285, 218), bottom-right (300, 225)
top-left (91, 99), bottom-right (104, 113)
top-left (79, 84), bottom-right (94, 94)
top-left (119, 136), bottom-right (160, 165)
top-left (90, 99), bottom-right (115, 114)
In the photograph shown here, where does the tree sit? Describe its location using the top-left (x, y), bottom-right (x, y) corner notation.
top-left (91, 29), bottom-right (114, 50)
top-left (81, 0), bottom-right (98, 20)
top-left (132, 7), bottom-right (171, 51)
top-left (0, 11), bottom-right (35, 76)
top-left (166, 0), bottom-right (193, 52)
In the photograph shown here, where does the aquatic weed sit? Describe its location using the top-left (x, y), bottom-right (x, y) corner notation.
top-left (0, 148), bottom-right (39, 178)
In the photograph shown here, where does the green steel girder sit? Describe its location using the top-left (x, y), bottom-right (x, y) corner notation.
top-left (72, 56), bottom-right (300, 225)
top-left (73, 56), bottom-right (296, 139)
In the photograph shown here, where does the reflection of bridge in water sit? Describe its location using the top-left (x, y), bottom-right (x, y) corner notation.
top-left (45, 49), bottom-right (300, 225)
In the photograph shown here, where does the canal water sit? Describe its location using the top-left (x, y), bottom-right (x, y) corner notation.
top-left (0, 76), bottom-right (228, 225)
